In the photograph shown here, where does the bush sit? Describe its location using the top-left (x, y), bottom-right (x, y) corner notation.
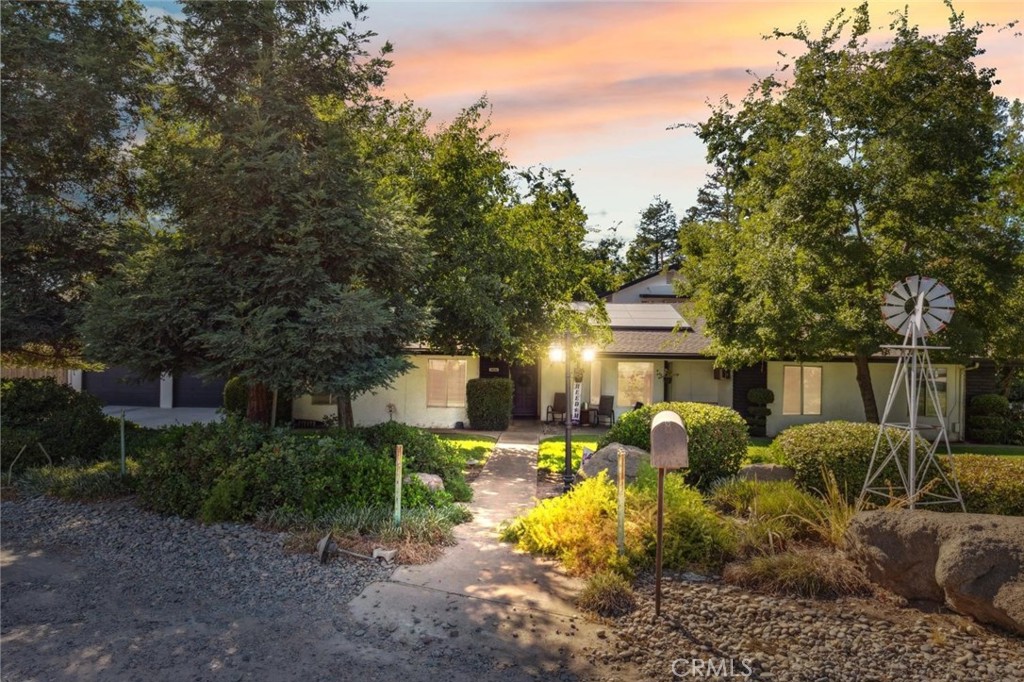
top-left (967, 394), bottom-right (1012, 444)
top-left (710, 478), bottom-right (821, 555)
top-left (357, 422), bottom-right (472, 502)
top-left (136, 417), bottom-right (271, 517)
top-left (769, 421), bottom-right (927, 502)
top-left (723, 549), bottom-right (872, 599)
top-left (598, 402), bottom-right (748, 490)
top-left (223, 377), bottom-right (247, 417)
top-left (16, 459), bottom-right (140, 501)
top-left (0, 378), bottom-right (115, 472)
top-left (466, 378), bottom-right (514, 430)
top-left (951, 456), bottom-right (1024, 516)
top-left (577, 571), bottom-right (637, 617)
top-left (746, 388), bottom-right (775, 436)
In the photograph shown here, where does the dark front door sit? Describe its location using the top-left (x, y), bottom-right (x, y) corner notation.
top-left (510, 363), bottom-right (538, 418)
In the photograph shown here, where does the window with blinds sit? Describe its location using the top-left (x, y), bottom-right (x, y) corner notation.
top-left (782, 365), bottom-right (822, 416)
top-left (427, 358), bottom-right (467, 407)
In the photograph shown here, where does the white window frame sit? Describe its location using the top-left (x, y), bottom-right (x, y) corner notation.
top-left (918, 367), bottom-right (947, 418)
top-left (311, 393), bottom-right (337, 406)
top-left (427, 358), bottom-right (467, 408)
top-left (782, 365), bottom-right (822, 416)
top-left (616, 361), bottom-right (654, 408)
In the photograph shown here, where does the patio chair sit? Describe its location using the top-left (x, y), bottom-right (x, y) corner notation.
top-left (546, 392), bottom-right (568, 423)
top-left (596, 395), bottom-right (615, 426)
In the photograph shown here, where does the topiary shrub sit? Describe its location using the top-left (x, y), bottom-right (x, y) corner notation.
top-left (967, 393), bottom-right (1012, 444)
top-left (223, 377), bottom-right (247, 417)
top-left (746, 387), bottom-right (775, 437)
top-left (466, 378), bottom-right (514, 430)
top-left (597, 402), bottom-right (748, 490)
top-left (949, 455), bottom-right (1024, 516)
top-left (0, 378), bottom-right (115, 472)
top-left (769, 421), bottom-right (929, 502)
top-left (357, 421), bottom-right (471, 502)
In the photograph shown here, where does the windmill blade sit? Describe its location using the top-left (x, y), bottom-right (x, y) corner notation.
top-left (923, 313), bottom-right (947, 334)
top-left (882, 304), bottom-right (906, 318)
top-left (927, 293), bottom-right (955, 310)
top-left (927, 307), bottom-right (954, 324)
top-left (919, 277), bottom-right (939, 298)
top-left (884, 290), bottom-right (908, 307)
top-left (903, 276), bottom-right (921, 297)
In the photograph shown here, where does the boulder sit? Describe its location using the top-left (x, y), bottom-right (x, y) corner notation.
top-left (738, 463), bottom-right (795, 483)
top-left (577, 442), bottom-right (650, 483)
top-left (406, 472), bottom-right (445, 492)
top-left (848, 510), bottom-right (1024, 634)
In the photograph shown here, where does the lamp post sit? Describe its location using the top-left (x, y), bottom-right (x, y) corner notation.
top-left (550, 332), bottom-right (595, 494)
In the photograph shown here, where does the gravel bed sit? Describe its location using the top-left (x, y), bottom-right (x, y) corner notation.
top-left (1, 496), bottom-right (394, 681)
top-left (581, 573), bottom-right (1024, 681)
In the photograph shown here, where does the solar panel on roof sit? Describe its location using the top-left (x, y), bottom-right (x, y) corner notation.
top-left (605, 304), bottom-right (684, 329)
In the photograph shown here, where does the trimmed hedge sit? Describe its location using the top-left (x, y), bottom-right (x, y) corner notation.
top-left (356, 422), bottom-right (471, 501)
top-left (770, 421), bottom-right (928, 502)
top-left (950, 456), bottom-right (1024, 516)
top-left (597, 402), bottom-right (748, 490)
top-left (967, 393), bottom-right (1013, 444)
top-left (1, 378), bottom-right (115, 472)
top-left (223, 377), bottom-right (247, 417)
top-left (466, 378), bottom-right (514, 430)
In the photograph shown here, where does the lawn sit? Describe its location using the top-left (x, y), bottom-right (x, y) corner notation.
top-left (746, 436), bottom-right (1023, 463)
top-left (437, 433), bottom-right (498, 468)
top-left (538, 435), bottom-right (600, 473)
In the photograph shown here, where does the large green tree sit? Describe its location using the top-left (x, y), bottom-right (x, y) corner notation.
top-left (82, 0), bottom-right (428, 426)
top-left (623, 196), bottom-right (680, 280)
top-left (679, 2), bottom-right (1022, 422)
top-left (1, 0), bottom-right (153, 367)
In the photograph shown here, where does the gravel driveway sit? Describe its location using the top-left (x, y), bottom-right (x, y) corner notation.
top-left (1, 497), bottom-right (536, 682)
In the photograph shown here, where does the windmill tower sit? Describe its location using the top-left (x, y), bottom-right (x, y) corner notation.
top-left (860, 276), bottom-right (965, 510)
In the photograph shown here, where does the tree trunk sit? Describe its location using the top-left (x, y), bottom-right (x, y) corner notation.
top-left (246, 383), bottom-right (272, 424)
top-left (335, 390), bottom-right (355, 430)
top-left (854, 353), bottom-right (880, 424)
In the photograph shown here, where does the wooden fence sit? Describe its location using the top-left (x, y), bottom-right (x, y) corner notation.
top-left (0, 366), bottom-right (70, 385)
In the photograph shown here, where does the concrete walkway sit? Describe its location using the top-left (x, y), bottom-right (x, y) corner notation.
top-left (349, 422), bottom-right (633, 680)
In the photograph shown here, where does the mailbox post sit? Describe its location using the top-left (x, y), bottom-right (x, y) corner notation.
top-left (650, 410), bottom-right (689, 617)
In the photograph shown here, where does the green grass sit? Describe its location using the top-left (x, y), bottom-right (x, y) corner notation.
top-left (538, 436), bottom-right (600, 473)
top-left (948, 443), bottom-right (1024, 457)
top-left (437, 434), bottom-right (498, 468)
top-left (745, 436), bottom-right (781, 464)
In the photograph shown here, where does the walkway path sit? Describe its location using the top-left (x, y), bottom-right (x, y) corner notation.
top-left (349, 422), bottom-right (634, 681)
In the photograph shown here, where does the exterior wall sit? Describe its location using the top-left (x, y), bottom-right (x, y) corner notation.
top-left (541, 356), bottom-right (670, 423)
top-left (765, 361), bottom-right (966, 441)
top-left (292, 355), bottom-right (480, 428)
top-left (665, 359), bottom-right (728, 405)
top-left (607, 271), bottom-right (677, 303)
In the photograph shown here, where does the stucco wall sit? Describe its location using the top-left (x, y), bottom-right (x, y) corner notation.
top-left (764, 361), bottom-right (966, 440)
top-left (541, 356), bottom-right (677, 423)
top-left (292, 355), bottom-right (480, 428)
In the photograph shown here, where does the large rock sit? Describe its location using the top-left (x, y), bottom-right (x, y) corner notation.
top-left (405, 473), bottom-right (444, 492)
top-left (848, 510), bottom-right (1024, 634)
top-left (577, 442), bottom-right (650, 483)
top-left (738, 463), bottom-right (795, 483)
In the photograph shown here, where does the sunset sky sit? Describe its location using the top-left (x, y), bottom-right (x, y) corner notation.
top-left (149, 1), bottom-right (1024, 243)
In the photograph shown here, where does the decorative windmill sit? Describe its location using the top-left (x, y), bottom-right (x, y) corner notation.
top-left (860, 276), bottom-right (965, 510)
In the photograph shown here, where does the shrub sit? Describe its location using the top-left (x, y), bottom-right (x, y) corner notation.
top-left (598, 402), bottom-right (748, 490)
top-left (16, 459), bottom-right (140, 501)
top-left (769, 421), bottom-right (926, 502)
top-left (0, 378), bottom-right (116, 472)
top-left (723, 548), bottom-right (873, 599)
top-left (950, 456), bottom-right (1024, 516)
top-left (967, 394), bottom-right (1012, 444)
top-left (577, 571), bottom-right (637, 617)
top-left (357, 422), bottom-right (471, 502)
top-left (746, 388), bottom-right (775, 436)
top-left (136, 417), bottom-right (271, 517)
top-left (710, 478), bottom-right (821, 555)
top-left (223, 377), bottom-right (247, 417)
top-left (466, 378), bottom-right (514, 430)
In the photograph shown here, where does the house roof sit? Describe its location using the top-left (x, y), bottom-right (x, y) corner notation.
top-left (605, 303), bottom-right (688, 330)
top-left (601, 325), bottom-right (712, 358)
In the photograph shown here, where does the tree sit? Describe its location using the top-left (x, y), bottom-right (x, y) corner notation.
top-left (583, 226), bottom-right (626, 295)
top-left (623, 196), bottom-right (680, 279)
top-left (1, 0), bottom-right (153, 367)
top-left (82, 0), bottom-right (428, 426)
top-left (678, 2), bottom-right (1021, 422)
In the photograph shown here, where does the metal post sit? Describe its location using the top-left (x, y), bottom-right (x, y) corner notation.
top-left (617, 447), bottom-right (626, 555)
top-left (563, 329), bottom-right (573, 493)
top-left (394, 444), bottom-right (404, 524)
top-left (655, 468), bottom-right (665, 617)
top-left (120, 410), bottom-right (126, 476)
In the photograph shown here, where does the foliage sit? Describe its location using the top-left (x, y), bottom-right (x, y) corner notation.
top-left (967, 393), bottom-right (1013, 444)
top-left (15, 459), bottom-right (139, 501)
top-left (951, 456), bottom-right (1024, 516)
top-left (577, 571), bottom-right (637, 618)
top-left (769, 421), bottom-right (923, 502)
top-left (0, 378), bottom-right (115, 472)
top-left (709, 478), bottom-right (820, 555)
top-left (435, 434), bottom-right (497, 466)
top-left (723, 549), bottom-right (872, 599)
top-left (598, 402), bottom-right (748, 489)
top-left (466, 378), bottom-right (514, 430)
top-left (136, 417), bottom-right (270, 517)
top-left (81, 1), bottom-right (429, 426)
top-left (357, 421), bottom-right (472, 502)
top-left (745, 387), bottom-right (775, 435)
top-left (0, 0), bottom-right (153, 367)
top-left (223, 377), bottom-right (248, 418)
top-left (678, 4), bottom-right (1021, 422)
top-left (538, 436), bottom-right (599, 474)
top-left (623, 196), bottom-right (679, 280)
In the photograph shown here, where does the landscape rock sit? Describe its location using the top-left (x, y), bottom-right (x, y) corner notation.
top-left (406, 472), bottom-right (445, 492)
top-left (576, 442), bottom-right (650, 483)
top-left (848, 510), bottom-right (1024, 634)
top-left (737, 463), bottom-right (795, 482)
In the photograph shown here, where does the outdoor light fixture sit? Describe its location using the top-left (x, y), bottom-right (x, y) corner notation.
top-left (581, 347), bottom-right (596, 363)
top-left (550, 333), bottom-right (596, 493)
top-left (548, 345), bottom-right (565, 362)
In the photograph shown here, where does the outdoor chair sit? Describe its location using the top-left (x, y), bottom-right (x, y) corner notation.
top-left (546, 392), bottom-right (568, 423)
top-left (596, 395), bottom-right (615, 426)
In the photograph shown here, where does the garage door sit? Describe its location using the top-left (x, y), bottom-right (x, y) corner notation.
top-left (82, 367), bottom-right (160, 407)
top-left (173, 373), bottom-right (226, 408)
